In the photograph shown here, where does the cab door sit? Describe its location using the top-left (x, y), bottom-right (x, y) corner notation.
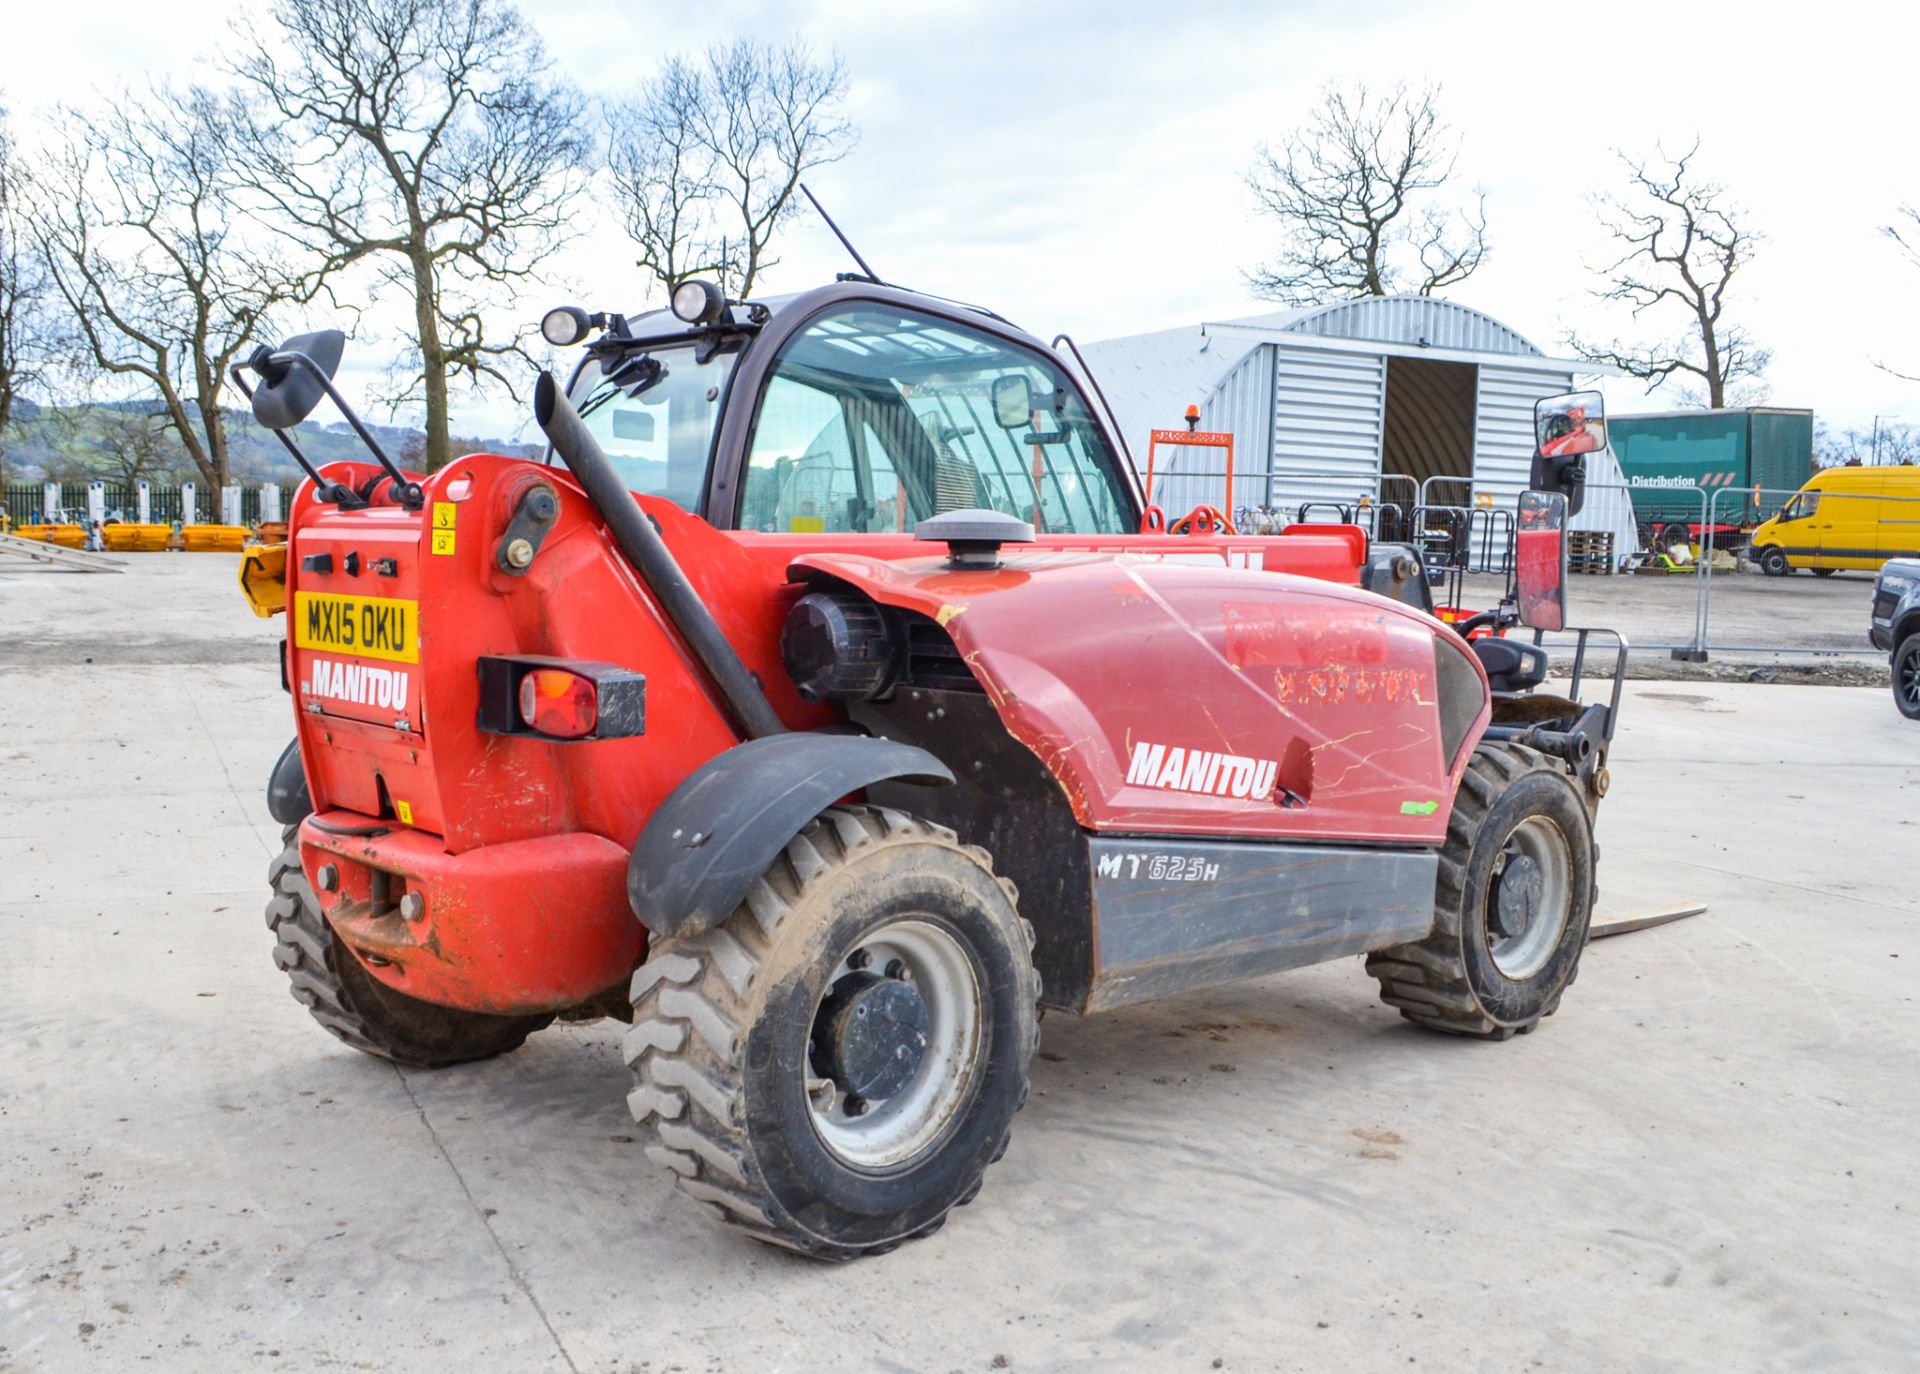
top-left (1765, 482), bottom-right (1820, 568)
top-left (1877, 471), bottom-right (1920, 563)
top-left (1794, 477), bottom-right (1835, 570)
top-left (1815, 472), bottom-right (1884, 571)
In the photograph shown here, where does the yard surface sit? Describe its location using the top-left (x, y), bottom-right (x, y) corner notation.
top-left (3, 554), bottom-right (1916, 1372)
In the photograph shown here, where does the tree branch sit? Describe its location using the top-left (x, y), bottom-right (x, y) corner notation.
top-left (1569, 143), bottom-right (1767, 408)
top-left (1243, 81), bottom-right (1488, 304)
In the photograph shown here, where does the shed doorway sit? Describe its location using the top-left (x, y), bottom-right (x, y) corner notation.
top-left (1381, 355), bottom-right (1478, 504)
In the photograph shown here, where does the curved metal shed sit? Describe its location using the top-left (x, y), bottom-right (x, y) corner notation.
top-left (1084, 295), bottom-right (1635, 556)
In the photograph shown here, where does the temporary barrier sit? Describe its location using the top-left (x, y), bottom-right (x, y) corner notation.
top-left (1695, 483), bottom-right (1920, 658)
top-left (2, 481), bottom-right (296, 535)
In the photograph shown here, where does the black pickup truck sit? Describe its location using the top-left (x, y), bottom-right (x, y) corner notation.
top-left (1871, 558), bottom-right (1920, 719)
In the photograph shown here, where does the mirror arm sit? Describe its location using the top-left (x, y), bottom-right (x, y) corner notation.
top-left (229, 364), bottom-right (365, 509)
top-left (268, 350), bottom-right (423, 509)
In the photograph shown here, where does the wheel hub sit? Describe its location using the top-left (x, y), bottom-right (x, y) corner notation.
top-left (1492, 852), bottom-right (1544, 939)
top-left (811, 969), bottom-right (931, 1104)
top-left (1485, 816), bottom-right (1574, 981)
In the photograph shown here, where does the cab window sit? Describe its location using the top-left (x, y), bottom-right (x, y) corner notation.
top-left (1785, 491), bottom-right (1820, 521)
top-left (739, 304), bottom-right (1132, 534)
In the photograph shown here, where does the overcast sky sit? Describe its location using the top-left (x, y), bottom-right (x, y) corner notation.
top-left (6, 0), bottom-right (1916, 440)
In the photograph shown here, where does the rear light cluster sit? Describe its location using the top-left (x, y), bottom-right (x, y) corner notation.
top-left (477, 656), bottom-right (645, 742)
top-left (519, 669), bottom-right (597, 738)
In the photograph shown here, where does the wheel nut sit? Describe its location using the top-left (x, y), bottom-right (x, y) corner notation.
top-left (504, 537), bottom-right (535, 569)
top-left (847, 948), bottom-right (872, 971)
top-left (845, 1094), bottom-right (868, 1117)
top-left (315, 864), bottom-right (339, 892)
top-left (398, 892), bottom-right (426, 922)
top-left (885, 959), bottom-right (907, 980)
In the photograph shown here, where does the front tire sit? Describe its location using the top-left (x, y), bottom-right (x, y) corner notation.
top-left (1895, 633), bottom-right (1920, 721)
top-left (625, 806), bottom-right (1039, 1260)
top-left (1758, 546), bottom-right (1791, 577)
top-left (1367, 745), bottom-right (1594, 1039)
top-left (265, 825), bottom-right (551, 1066)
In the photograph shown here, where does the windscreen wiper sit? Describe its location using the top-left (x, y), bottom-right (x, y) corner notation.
top-left (577, 356), bottom-right (667, 420)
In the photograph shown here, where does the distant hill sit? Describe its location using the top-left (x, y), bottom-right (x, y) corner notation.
top-left (0, 402), bottom-right (542, 485)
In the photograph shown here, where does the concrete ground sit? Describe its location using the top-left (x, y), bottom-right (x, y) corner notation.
top-left (3, 554), bottom-right (1918, 1373)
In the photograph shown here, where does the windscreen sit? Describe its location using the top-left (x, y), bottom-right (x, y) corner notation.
top-left (568, 344), bottom-right (738, 509)
top-left (738, 305), bottom-right (1133, 535)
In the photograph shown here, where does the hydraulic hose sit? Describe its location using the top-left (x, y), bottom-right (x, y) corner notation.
top-left (534, 371), bottom-right (785, 741)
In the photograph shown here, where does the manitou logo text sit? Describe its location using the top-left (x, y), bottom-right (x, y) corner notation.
top-left (305, 656), bottom-right (410, 712)
top-left (1124, 740), bottom-right (1278, 801)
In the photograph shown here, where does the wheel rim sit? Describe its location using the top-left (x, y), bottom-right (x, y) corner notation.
top-left (1485, 816), bottom-right (1573, 980)
top-left (1900, 645), bottom-right (1920, 710)
top-left (806, 919), bottom-right (983, 1170)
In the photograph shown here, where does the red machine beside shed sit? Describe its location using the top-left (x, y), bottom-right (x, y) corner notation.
top-left (235, 272), bottom-right (1625, 1259)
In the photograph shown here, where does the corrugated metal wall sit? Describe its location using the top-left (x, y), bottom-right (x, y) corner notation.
top-left (1286, 297), bottom-right (1542, 357)
top-left (1472, 365), bottom-right (1567, 503)
top-left (1145, 344), bottom-right (1276, 515)
top-left (1266, 345), bottom-right (1387, 518)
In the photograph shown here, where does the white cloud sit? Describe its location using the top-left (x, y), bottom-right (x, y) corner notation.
top-left (7, 0), bottom-right (1918, 437)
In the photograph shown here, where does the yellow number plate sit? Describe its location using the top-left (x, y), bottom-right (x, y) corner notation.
top-left (293, 592), bottom-right (419, 664)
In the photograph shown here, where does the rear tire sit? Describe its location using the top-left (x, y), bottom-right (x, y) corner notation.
top-left (265, 825), bottom-right (551, 1067)
top-left (1758, 546), bottom-right (1791, 577)
top-left (1367, 744), bottom-right (1594, 1039)
top-left (1811, 566), bottom-right (1837, 578)
top-left (1895, 633), bottom-right (1920, 721)
top-left (625, 805), bottom-right (1039, 1260)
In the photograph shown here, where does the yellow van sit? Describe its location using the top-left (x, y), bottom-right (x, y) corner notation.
top-left (1748, 465), bottom-right (1920, 576)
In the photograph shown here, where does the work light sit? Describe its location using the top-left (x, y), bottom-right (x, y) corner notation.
top-left (541, 306), bottom-right (594, 347)
top-left (671, 279), bottom-right (727, 325)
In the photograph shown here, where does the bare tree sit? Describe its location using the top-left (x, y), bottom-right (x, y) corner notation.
top-left (1877, 207), bottom-right (1920, 382)
top-left (607, 39), bottom-right (854, 298)
top-left (1821, 416), bottom-right (1920, 467)
top-left (0, 98), bottom-right (47, 485)
top-left (25, 87), bottom-right (323, 492)
top-left (1244, 82), bottom-right (1488, 305)
top-left (58, 406), bottom-right (183, 487)
top-left (228, 0), bottom-right (587, 470)
top-left (1568, 145), bottom-right (1769, 409)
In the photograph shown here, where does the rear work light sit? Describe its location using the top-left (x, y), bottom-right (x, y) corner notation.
top-left (476, 656), bottom-right (645, 742)
top-left (520, 669), bottom-right (597, 738)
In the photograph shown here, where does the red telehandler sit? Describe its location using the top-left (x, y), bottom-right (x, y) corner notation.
top-left (235, 275), bottom-right (1624, 1258)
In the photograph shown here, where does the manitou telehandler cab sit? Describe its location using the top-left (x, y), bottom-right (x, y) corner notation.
top-left (235, 277), bottom-right (1624, 1259)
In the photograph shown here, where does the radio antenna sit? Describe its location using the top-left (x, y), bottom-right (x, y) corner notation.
top-left (801, 184), bottom-right (881, 283)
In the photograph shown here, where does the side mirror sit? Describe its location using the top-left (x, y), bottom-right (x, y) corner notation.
top-left (248, 329), bottom-right (346, 430)
top-left (1514, 490), bottom-right (1568, 632)
top-left (991, 374), bottom-right (1034, 430)
top-left (1530, 390), bottom-right (1604, 517)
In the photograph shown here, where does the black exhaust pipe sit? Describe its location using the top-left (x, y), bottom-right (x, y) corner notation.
top-left (534, 372), bottom-right (785, 741)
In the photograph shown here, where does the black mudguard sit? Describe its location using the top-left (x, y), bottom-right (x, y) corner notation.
top-left (267, 738), bottom-right (312, 824)
top-left (628, 733), bottom-right (954, 938)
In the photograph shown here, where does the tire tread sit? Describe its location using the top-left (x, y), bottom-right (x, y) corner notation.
top-left (626, 805), bottom-right (1038, 1260)
top-left (263, 824), bottom-right (549, 1067)
top-left (1365, 744), bottom-right (1582, 1039)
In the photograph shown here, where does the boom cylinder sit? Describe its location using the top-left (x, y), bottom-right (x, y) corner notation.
top-left (533, 371), bottom-right (785, 741)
